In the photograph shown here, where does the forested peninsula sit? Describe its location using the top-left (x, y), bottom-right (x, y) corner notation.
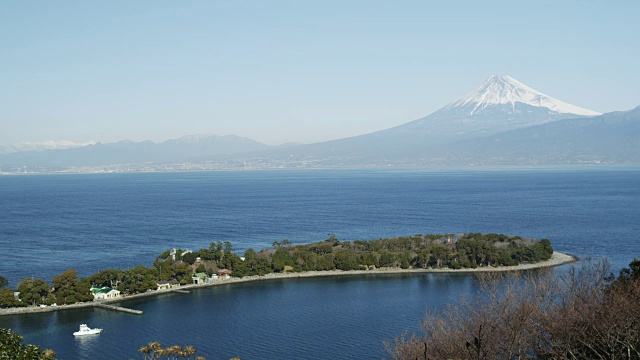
top-left (1, 233), bottom-right (562, 311)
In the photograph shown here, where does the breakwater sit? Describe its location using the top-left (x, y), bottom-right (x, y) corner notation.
top-left (94, 303), bottom-right (143, 315)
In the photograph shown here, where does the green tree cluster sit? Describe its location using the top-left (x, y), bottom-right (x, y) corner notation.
top-left (51, 269), bottom-right (93, 305)
top-left (17, 278), bottom-right (52, 306)
top-left (0, 288), bottom-right (22, 308)
top-left (0, 276), bottom-right (23, 308)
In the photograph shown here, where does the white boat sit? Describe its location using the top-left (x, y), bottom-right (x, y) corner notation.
top-left (73, 324), bottom-right (103, 336)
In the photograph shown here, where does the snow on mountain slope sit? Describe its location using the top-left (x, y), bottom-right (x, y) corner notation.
top-left (445, 75), bottom-right (600, 116)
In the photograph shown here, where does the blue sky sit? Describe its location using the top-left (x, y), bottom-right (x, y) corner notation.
top-left (1, 0), bottom-right (638, 146)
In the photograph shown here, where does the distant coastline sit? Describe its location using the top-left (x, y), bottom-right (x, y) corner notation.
top-left (2, 163), bottom-right (640, 177)
top-left (0, 251), bottom-right (576, 317)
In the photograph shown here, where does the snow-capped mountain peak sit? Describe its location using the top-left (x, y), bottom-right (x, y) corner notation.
top-left (445, 75), bottom-right (601, 116)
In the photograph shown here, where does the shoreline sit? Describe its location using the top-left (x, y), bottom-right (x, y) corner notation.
top-left (0, 251), bottom-right (576, 317)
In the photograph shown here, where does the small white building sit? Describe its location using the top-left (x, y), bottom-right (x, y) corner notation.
top-left (192, 273), bottom-right (209, 285)
top-left (157, 279), bottom-right (181, 290)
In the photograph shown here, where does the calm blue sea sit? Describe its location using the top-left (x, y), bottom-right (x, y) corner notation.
top-left (1, 167), bottom-right (639, 359)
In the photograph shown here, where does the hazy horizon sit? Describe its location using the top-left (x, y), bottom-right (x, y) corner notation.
top-left (1, 1), bottom-right (639, 147)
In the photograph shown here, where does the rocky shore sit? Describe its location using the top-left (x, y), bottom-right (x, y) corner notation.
top-left (0, 251), bottom-right (576, 317)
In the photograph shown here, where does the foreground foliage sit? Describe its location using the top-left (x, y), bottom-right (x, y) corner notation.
top-left (137, 342), bottom-right (205, 360)
top-left (388, 258), bottom-right (640, 360)
top-left (0, 328), bottom-right (56, 359)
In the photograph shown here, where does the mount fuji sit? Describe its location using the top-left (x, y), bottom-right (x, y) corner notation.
top-left (381, 75), bottom-right (600, 145)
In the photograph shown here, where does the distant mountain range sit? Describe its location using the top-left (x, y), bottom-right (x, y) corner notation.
top-left (1, 76), bottom-right (638, 173)
top-left (0, 134), bottom-right (269, 171)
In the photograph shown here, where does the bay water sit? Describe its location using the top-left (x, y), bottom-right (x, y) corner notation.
top-left (1, 167), bottom-right (639, 359)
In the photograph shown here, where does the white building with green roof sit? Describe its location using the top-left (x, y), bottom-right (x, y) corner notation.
top-left (90, 286), bottom-right (121, 300)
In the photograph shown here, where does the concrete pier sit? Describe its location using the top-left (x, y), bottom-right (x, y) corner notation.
top-left (94, 303), bottom-right (143, 315)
